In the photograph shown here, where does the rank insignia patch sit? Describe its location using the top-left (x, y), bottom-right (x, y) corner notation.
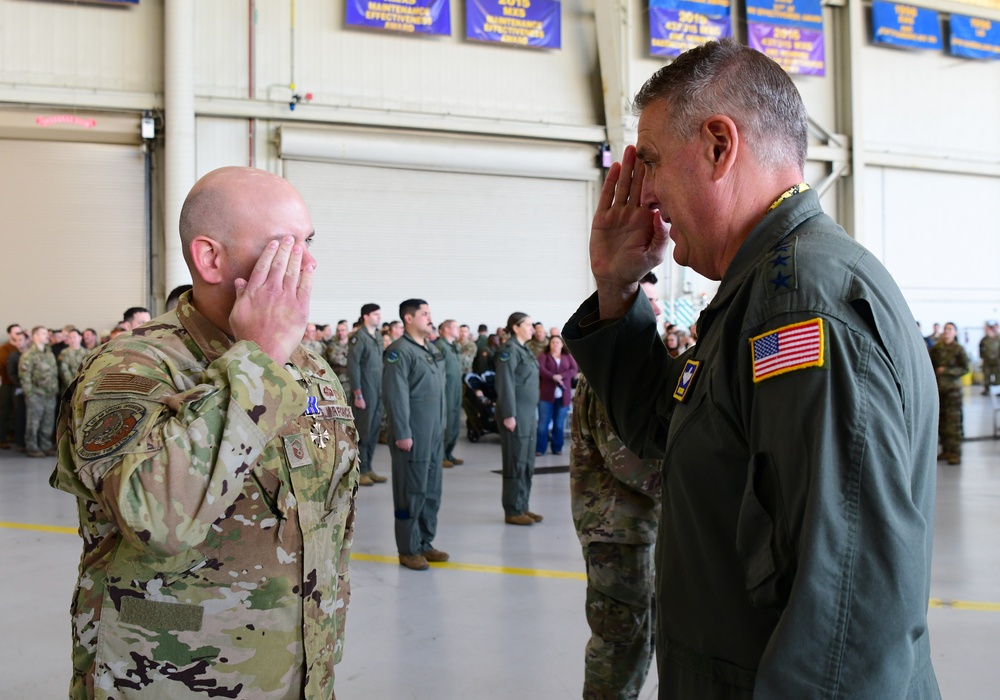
top-left (79, 402), bottom-right (147, 459)
top-left (283, 433), bottom-right (312, 468)
top-left (673, 359), bottom-right (701, 402)
top-left (750, 318), bottom-right (825, 383)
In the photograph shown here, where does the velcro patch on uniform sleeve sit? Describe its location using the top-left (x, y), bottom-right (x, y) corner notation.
top-left (94, 373), bottom-right (159, 396)
top-left (78, 402), bottom-right (147, 459)
top-left (750, 318), bottom-right (825, 383)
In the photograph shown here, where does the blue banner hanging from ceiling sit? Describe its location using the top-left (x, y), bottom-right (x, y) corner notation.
top-left (649, 0), bottom-right (732, 58)
top-left (950, 14), bottom-right (1000, 59)
top-left (466, 0), bottom-right (561, 49)
top-left (871, 1), bottom-right (942, 50)
top-left (346, 0), bottom-right (452, 36)
top-left (745, 0), bottom-right (825, 75)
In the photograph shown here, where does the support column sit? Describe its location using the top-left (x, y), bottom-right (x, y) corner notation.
top-left (163, 0), bottom-right (197, 297)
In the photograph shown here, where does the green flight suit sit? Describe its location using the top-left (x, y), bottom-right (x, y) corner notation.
top-left (564, 188), bottom-right (940, 698)
top-left (382, 333), bottom-right (446, 555)
top-left (348, 328), bottom-right (384, 475)
top-left (435, 336), bottom-right (463, 462)
top-left (494, 338), bottom-right (539, 516)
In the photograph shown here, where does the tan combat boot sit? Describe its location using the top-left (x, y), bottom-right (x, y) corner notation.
top-left (504, 514), bottom-right (534, 526)
top-left (399, 553), bottom-right (430, 571)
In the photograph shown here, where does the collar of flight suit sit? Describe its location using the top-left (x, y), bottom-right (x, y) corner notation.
top-left (697, 187), bottom-right (820, 338)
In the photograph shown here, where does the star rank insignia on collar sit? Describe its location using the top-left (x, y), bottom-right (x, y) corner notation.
top-left (765, 237), bottom-right (798, 299)
top-left (673, 359), bottom-right (701, 402)
top-left (310, 421), bottom-right (330, 449)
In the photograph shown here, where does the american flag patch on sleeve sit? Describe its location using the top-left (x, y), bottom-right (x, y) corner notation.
top-left (750, 318), bottom-right (825, 383)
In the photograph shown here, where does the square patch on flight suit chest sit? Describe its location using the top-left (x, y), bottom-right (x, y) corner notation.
top-left (283, 433), bottom-right (313, 469)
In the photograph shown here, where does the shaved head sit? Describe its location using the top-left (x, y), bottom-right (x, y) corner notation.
top-left (179, 167), bottom-right (311, 275)
top-left (178, 166), bottom-right (316, 334)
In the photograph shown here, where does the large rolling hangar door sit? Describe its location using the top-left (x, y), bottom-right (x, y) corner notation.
top-left (0, 111), bottom-right (146, 332)
top-left (278, 126), bottom-right (601, 330)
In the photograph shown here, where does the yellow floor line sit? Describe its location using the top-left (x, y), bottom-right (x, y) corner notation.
top-left (351, 552), bottom-right (587, 580)
top-left (0, 521), bottom-right (77, 535)
top-left (5, 522), bottom-right (1000, 605)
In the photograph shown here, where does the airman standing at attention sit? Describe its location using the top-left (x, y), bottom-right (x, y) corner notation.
top-left (495, 312), bottom-right (541, 525)
top-left (930, 322), bottom-right (970, 465)
top-left (382, 299), bottom-right (448, 570)
top-left (325, 319), bottom-right (352, 395)
top-left (19, 326), bottom-right (59, 457)
top-left (349, 304), bottom-right (388, 486)
top-left (435, 319), bottom-right (464, 468)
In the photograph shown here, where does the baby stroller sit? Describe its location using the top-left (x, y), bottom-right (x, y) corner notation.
top-left (463, 371), bottom-right (497, 442)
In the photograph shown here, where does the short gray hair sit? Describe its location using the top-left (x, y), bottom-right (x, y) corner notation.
top-left (633, 39), bottom-right (808, 171)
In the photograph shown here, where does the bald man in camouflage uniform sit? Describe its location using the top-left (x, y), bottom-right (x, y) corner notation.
top-left (571, 374), bottom-right (662, 700)
top-left (51, 167), bottom-right (359, 700)
top-left (20, 326), bottom-right (59, 457)
top-left (930, 322), bottom-right (970, 465)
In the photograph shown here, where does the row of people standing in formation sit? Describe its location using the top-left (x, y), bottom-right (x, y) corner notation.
top-left (0, 308), bottom-right (152, 457)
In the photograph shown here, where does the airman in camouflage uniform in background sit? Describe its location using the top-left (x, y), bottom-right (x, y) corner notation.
top-left (571, 374), bottom-right (662, 700)
top-left (525, 322), bottom-right (548, 359)
top-left (325, 320), bottom-right (352, 395)
top-left (19, 326), bottom-right (59, 457)
top-left (50, 167), bottom-right (359, 700)
top-left (58, 328), bottom-right (89, 395)
top-left (456, 324), bottom-right (478, 376)
top-left (303, 322), bottom-right (326, 356)
top-left (980, 322), bottom-right (1000, 394)
top-left (930, 322), bottom-right (970, 465)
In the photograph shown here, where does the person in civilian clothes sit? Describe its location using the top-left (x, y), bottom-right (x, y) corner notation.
top-left (536, 335), bottom-right (578, 456)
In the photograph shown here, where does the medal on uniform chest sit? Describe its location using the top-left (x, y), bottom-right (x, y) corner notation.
top-left (309, 420), bottom-right (330, 449)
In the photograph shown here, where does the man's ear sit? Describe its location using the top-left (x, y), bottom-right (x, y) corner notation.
top-left (189, 236), bottom-right (225, 285)
top-left (701, 115), bottom-right (739, 181)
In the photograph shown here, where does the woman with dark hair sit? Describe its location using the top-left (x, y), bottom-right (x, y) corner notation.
top-left (536, 335), bottom-right (578, 456)
top-left (494, 311), bottom-right (541, 526)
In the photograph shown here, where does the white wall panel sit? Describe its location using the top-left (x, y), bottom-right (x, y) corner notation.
top-left (195, 117), bottom-right (252, 177)
top-left (861, 43), bottom-right (1000, 161)
top-left (193, 0), bottom-right (250, 100)
top-left (0, 139), bottom-right (146, 332)
top-left (229, 0), bottom-right (602, 129)
top-left (283, 157), bottom-right (594, 332)
top-left (0, 0), bottom-right (162, 94)
top-left (871, 167), bottom-right (1000, 332)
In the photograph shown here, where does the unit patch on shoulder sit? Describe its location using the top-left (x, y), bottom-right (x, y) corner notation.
top-left (79, 402), bottom-right (147, 459)
top-left (386, 350), bottom-right (401, 364)
top-left (498, 351), bottom-right (511, 363)
top-left (350, 336), bottom-right (358, 345)
top-left (94, 373), bottom-right (159, 396)
top-left (673, 359), bottom-right (701, 402)
top-left (765, 237), bottom-right (797, 299)
top-left (750, 318), bottom-right (825, 383)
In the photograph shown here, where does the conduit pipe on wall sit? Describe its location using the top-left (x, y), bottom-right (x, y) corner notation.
top-left (164, 0), bottom-right (197, 295)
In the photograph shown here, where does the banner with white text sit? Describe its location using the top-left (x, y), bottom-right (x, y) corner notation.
top-left (649, 0), bottom-right (732, 58)
top-left (346, 0), bottom-right (451, 36)
top-left (746, 0), bottom-right (825, 76)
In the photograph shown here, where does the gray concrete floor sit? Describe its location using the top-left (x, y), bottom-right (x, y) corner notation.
top-left (2, 388), bottom-right (998, 698)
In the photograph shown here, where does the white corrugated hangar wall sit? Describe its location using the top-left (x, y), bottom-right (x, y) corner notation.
top-left (0, 0), bottom-right (999, 348)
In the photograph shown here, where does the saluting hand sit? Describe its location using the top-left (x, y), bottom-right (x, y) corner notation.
top-left (230, 235), bottom-right (314, 366)
top-left (590, 145), bottom-right (669, 318)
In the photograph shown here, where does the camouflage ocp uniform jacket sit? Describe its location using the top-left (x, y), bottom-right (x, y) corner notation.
top-left (50, 293), bottom-right (359, 700)
top-left (570, 374), bottom-right (661, 546)
top-left (19, 344), bottom-right (59, 397)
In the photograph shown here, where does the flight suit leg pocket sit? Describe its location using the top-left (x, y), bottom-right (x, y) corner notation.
top-left (735, 452), bottom-right (794, 609)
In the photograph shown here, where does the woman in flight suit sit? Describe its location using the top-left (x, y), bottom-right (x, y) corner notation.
top-left (494, 312), bottom-right (541, 526)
